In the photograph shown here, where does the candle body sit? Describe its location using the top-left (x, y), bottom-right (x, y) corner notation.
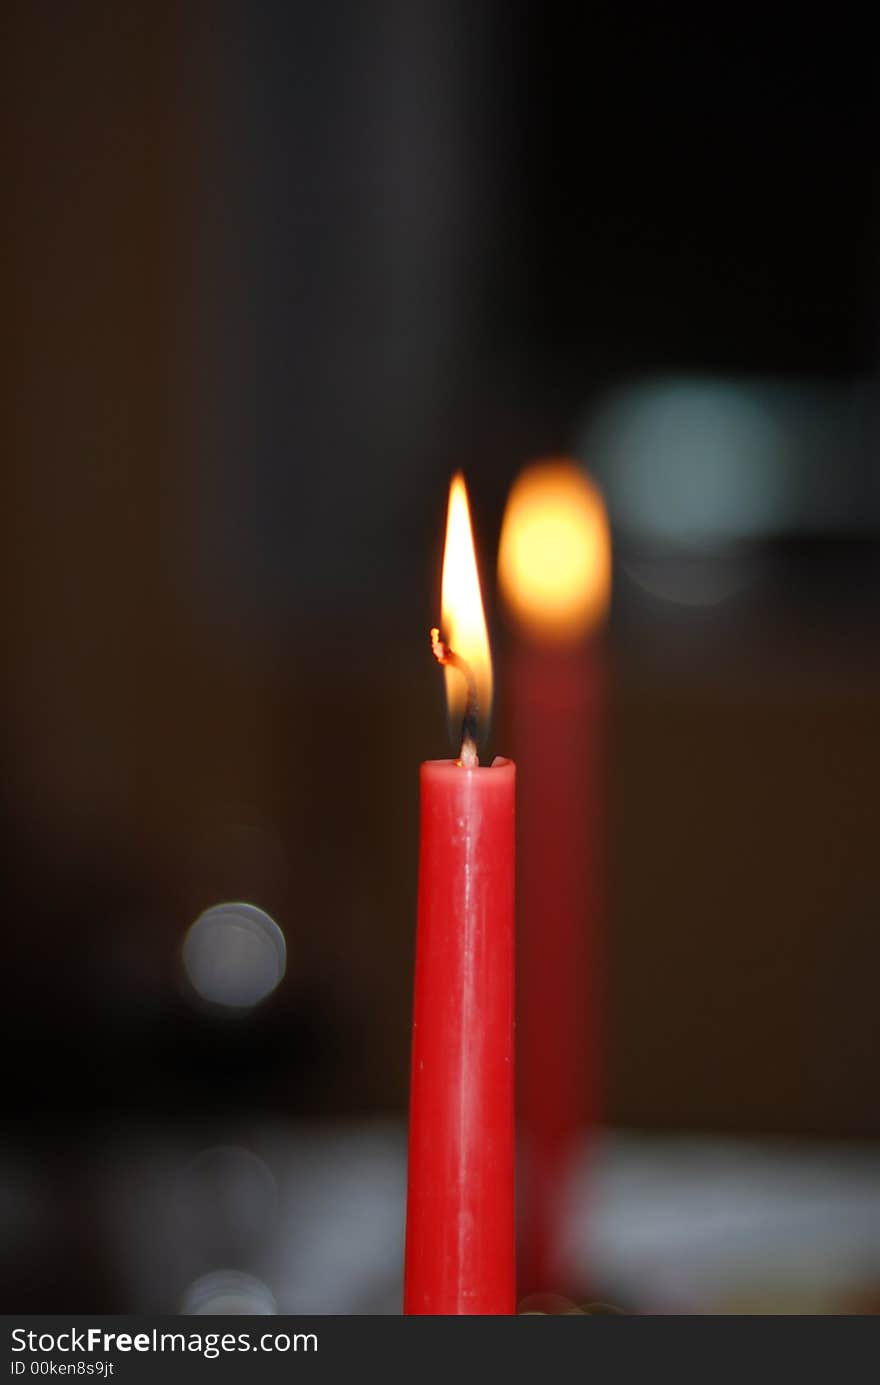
top-left (404, 757), bottom-right (516, 1315)
top-left (514, 642), bottom-right (605, 1297)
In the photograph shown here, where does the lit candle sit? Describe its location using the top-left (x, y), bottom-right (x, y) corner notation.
top-left (404, 474), bottom-right (516, 1315)
top-left (498, 460), bottom-right (611, 1298)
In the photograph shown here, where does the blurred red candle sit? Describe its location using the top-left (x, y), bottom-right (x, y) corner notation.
top-left (498, 461), bottom-right (611, 1297)
top-left (404, 475), bottom-right (516, 1315)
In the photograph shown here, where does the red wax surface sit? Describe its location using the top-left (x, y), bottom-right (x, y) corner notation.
top-left (513, 642), bottom-right (606, 1297)
top-left (404, 757), bottom-right (516, 1315)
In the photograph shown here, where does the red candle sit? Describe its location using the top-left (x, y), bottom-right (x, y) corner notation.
top-left (404, 475), bottom-right (516, 1315)
top-left (498, 461), bottom-right (611, 1298)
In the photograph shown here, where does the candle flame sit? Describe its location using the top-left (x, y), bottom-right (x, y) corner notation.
top-left (498, 460), bottom-right (611, 643)
top-left (438, 473), bottom-right (493, 740)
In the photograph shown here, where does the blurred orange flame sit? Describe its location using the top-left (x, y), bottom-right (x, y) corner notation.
top-left (498, 460), bottom-right (611, 643)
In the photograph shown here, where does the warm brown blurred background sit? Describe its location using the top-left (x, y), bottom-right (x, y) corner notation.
top-left (3, 1), bottom-right (879, 1312)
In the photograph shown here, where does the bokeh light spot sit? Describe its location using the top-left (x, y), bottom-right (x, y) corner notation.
top-left (175, 1146), bottom-right (278, 1250)
top-left (182, 903), bottom-right (286, 1011)
top-left (180, 1269), bottom-right (277, 1315)
top-left (583, 378), bottom-right (792, 544)
top-left (498, 461), bottom-right (611, 643)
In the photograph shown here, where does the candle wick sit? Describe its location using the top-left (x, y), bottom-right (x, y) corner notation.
top-left (430, 628), bottom-right (479, 767)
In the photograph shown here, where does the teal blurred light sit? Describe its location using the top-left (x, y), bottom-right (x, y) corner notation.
top-left (583, 378), bottom-right (794, 545)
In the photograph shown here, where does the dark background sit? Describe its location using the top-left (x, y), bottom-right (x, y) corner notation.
top-left (3, 1), bottom-right (879, 1310)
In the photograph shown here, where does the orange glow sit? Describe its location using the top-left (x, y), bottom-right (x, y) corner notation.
top-left (439, 473), bottom-right (493, 731)
top-left (498, 460), bottom-right (611, 643)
